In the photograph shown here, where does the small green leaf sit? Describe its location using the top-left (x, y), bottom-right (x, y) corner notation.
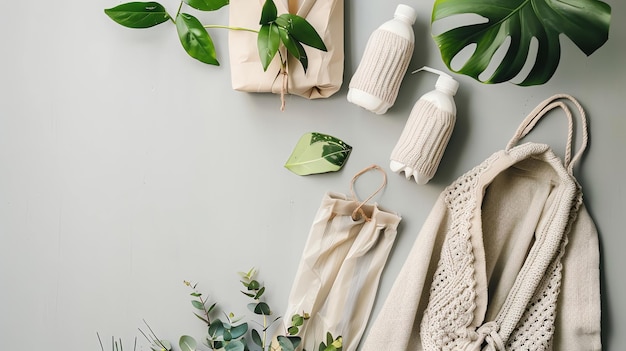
top-left (193, 312), bottom-right (209, 325)
top-left (251, 329), bottom-right (263, 347)
top-left (285, 133), bottom-right (352, 176)
top-left (190, 292), bottom-right (202, 297)
top-left (241, 291), bottom-right (256, 298)
top-left (277, 336), bottom-right (295, 351)
top-left (104, 2), bottom-right (170, 28)
top-left (291, 314), bottom-right (304, 327)
top-left (175, 13), bottom-right (219, 65)
top-left (230, 323), bottom-right (248, 339)
top-left (277, 27), bottom-right (307, 72)
top-left (276, 14), bottom-right (327, 51)
top-left (191, 300), bottom-right (205, 310)
top-left (179, 335), bottom-right (197, 351)
top-left (260, 0), bottom-right (278, 25)
top-left (254, 286), bottom-right (266, 299)
top-left (247, 280), bottom-right (260, 290)
top-left (224, 340), bottom-right (245, 351)
top-left (258, 23), bottom-right (281, 71)
top-left (184, 0), bottom-right (228, 11)
top-left (207, 302), bottom-right (217, 313)
top-left (287, 326), bottom-right (299, 335)
top-left (209, 320), bottom-right (225, 338)
top-left (253, 302), bottom-right (271, 315)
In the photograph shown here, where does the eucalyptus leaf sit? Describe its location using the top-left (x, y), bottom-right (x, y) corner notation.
top-left (191, 300), bottom-right (205, 310)
top-left (184, 0), bottom-right (228, 11)
top-left (247, 280), bottom-right (260, 290)
top-left (258, 23), bottom-right (281, 71)
top-left (251, 329), bottom-right (263, 347)
top-left (291, 314), bottom-right (303, 327)
top-left (276, 14), bottom-right (327, 51)
top-left (176, 13), bottom-right (220, 65)
top-left (253, 302), bottom-right (271, 315)
top-left (230, 323), bottom-right (248, 339)
top-left (193, 312), bottom-right (210, 325)
top-left (432, 0), bottom-right (611, 85)
top-left (285, 133), bottom-right (352, 176)
top-left (254, 286), bottom-right (266, 299)
top-left (224, 340), bottom-right (245, 351)
top-left (179, 335), bottom-right (197, 351)
top-left (277, 336), bottom-right (295, 351)
top-left (209, 320), bottom-right (225, 337)
top-left (104, 2), bottom-right (170, 28)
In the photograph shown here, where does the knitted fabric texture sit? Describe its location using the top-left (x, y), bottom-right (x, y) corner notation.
top-left (361, 146), bottom-right (600, 351)
top-left (348, 29), bottom-right (414, 106)
top-left (362, 95), bottom-right (601, 351)
top-left (390, 99), bottom-right (455, 180)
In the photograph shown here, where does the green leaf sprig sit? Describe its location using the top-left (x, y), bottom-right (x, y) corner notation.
top-left (178, 269), bottom-right (341, 351)
top-left (104, 0), bottom-right (326, 73)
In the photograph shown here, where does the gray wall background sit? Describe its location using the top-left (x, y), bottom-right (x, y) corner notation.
top-left (1, 0), bottom-right (623, 349)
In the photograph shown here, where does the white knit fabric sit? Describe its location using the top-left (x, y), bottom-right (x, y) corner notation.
top-left (361, 95), bottom-right (601, 351)
top-left (349, 29), bottom-right (414, 106)
top-left (390, 99), bottom-right (456, 183)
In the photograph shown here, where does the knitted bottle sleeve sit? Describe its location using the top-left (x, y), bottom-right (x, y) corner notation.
top-left (390, 99), bottom-right (455, 180)
top-left (348, 29), bottom-right (414, 106)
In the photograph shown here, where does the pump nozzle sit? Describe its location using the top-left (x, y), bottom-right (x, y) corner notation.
top-left (412, 66), bottom-right (459, 96)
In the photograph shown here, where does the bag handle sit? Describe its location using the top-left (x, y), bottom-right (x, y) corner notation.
top-left (350, 164), bottom-right (387, 221)
top-left (506, 94), bottom-right (588, 174)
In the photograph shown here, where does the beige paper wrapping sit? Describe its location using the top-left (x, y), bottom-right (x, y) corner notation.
top-left (228, 0), bottom-right (344, 99)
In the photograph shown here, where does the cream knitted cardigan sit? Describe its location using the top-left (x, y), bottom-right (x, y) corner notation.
top-left (361, 95), bottom-right (601, 351)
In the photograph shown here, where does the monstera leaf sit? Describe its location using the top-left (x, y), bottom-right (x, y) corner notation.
top-left (431, 0), bottom-right (611, 85)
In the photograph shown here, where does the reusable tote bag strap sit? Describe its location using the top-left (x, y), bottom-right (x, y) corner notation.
top-left (506, 93), bottom-right (589, 175)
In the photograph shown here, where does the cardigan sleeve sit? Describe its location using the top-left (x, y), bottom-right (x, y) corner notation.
top-left (361, 196), bottom-right (450, 351)
top-left (553, 204), bottom-right (602, 351)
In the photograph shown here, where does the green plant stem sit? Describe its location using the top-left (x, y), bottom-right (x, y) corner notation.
top-left (201, 298), bottom-right (212, 326)
top-left (203, 24), bottom-right (259, 33)
top-left (262, 314), bottom-right (268, 350)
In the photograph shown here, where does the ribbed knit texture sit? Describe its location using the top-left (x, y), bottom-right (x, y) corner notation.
top-left (348, 29), bottom-right (414, 106)
top-left (361, 95), bottom-right (601, 351)
top-left (390, 100), bottom-right (455, 180)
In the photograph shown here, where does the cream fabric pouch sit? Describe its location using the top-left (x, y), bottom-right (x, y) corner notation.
top-left (228, 0), bottom-right (344, 99)
top-left (275, 165), bottom-right (401, 351)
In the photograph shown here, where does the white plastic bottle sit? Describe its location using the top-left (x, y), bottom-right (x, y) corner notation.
top-left (390, 66), bottom-right (459, 184)
top-left (347, 4), bottom-right (417, 114)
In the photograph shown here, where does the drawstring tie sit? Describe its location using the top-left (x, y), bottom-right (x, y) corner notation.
top-left (350, 164), bottom-right (388, 221)
top-left (461, 322), bottom-right (506, 351)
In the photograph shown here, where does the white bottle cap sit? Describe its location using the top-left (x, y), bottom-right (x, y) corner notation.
top-left (435, 75), bottom-right (459, 96)
top-left (412, 66), bottom-right (459, 96)
top-left (394, 4), bottom-right (417, 25)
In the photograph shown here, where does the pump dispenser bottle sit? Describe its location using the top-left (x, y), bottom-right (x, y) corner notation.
top-left (390, 66), bottom-right (459, 184)
top-left (347, 4), bottom-right (416, 114)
